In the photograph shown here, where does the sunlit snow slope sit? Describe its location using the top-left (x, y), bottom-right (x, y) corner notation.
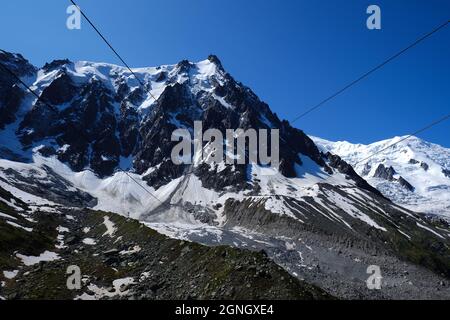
top-left (312, 136), bottom-right (450, 218)
top-left (2, 49), bottom-right (450, 299)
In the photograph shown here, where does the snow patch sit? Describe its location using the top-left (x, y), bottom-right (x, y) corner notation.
top-left (16, 251), bottom-right (60, 266)
top-left (6, 221), bottom-right (33, 232)
top-left (75, 277), bottom-right (135, 300)
top-left (3, 270), bottom-right (19, 279)
top-left (82, 238), bottom-right (97, 245)
top-left (102, 216), bottom-right (117, 237)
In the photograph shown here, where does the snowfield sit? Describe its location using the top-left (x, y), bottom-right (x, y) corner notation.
top-left (312, 136), bottom-right (450, 218)
top-left (1, 51), bottom-right (450, 300)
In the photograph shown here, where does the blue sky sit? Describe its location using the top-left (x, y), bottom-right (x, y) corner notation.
top-left (1, 0), bottom-right (449, 146)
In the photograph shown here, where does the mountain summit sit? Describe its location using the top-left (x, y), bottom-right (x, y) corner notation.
top-left (312, 136), bottom-right (450, 218)
top-left (1, 50), bottom-right (449, 299)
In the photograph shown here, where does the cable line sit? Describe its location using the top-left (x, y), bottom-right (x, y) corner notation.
top-left (69, 0), bottom-right (158, 102)
top-left (354, 112), bottom-right (450, 165)
top-left (0, 61), bottom-right (169, 208)
top-left (290, 20), bottom-right (449, 124)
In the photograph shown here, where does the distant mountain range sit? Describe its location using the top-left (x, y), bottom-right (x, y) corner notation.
top-left (312, 136), bottom-right (450, 218)
top-left (0, 49), bottom-right (449, 299)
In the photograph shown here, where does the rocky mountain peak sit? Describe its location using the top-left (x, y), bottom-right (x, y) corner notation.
top-left (207, 54), bottom-right (224, 71)
top-left (374, 164), bottom-right (396, 181)
top-left (42, 59), bottom-right (72, 73)
top-left (2, 50), bottom-right (450, 302)
top-left (312, 136), bottom-right (450, 217)
top-left (0, 49), bottom-right (372, 193)
top-left (0, 49), bottom-right (36, 77)
top-left (0, 50), bottom-right (37, 129)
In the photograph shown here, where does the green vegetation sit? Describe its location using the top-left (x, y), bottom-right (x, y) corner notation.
top-left (0, 206), bottom-right (332, 300)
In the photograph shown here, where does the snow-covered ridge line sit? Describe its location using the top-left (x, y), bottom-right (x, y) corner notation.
top-left (311, 135), bottom-right (450, 218)
top-left (14, 55), bottom-right (228, 119)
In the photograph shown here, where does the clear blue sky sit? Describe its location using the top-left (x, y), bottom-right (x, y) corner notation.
top-left (1, 0), bottom-right (449, 146)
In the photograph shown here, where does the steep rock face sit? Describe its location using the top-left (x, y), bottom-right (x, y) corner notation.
top-left (325, 153), bottom-right (383, 197)
top-left (371, 164), bottom-right (414, 191)
top-left (0, 50), bottom-right (328, 186)
top-left (443, 169), bottom-right (450, 178)
top-left (374, 164), bottom-right (396, 181)
top-left (398, 176), bottom-right (414, 192)
top-left (0, 50), bottom-right (36, 129)
top-left (18, 75), bottom-right (122, 176)
top-left (38, 72), bottom-right (78, 106)
top-left (131, 61), bottom-right (327, 191)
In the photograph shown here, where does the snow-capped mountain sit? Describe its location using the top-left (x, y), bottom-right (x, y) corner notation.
top-left (311, 136), bottom-right (450, 218)
top-left (1, 49), bottom-right (450, 299)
